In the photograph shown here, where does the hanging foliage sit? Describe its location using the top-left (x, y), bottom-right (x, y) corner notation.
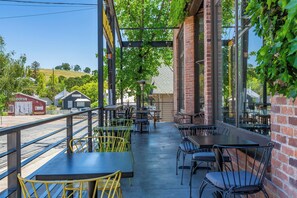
top-left (169, 0), bottom-right (190, 26)
top-left (246, 0), bottom-right (297, 98)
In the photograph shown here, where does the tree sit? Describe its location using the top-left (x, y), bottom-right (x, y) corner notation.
top-left (36, 72), bottom-right (47, 97)
top-left (55, 65), bottom-right (62, 70)
top-left (114, 0), bottom-right (173, 99)
top-left (61, 63), bottom-right (71, 71)
top-left (31, 61), bottom-right (40, 79)
top-left (0, 36), bottom-right (27, 105)
top-left (84, 67), bottom-right (91, 73)
top-left (73, 64), bottom-right (81, 71)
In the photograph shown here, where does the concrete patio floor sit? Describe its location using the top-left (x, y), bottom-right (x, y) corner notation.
top-left (121, 122), bottom-right (214, 198)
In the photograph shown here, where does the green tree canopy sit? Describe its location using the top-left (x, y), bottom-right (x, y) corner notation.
top-left (114, 0), bottom-right (173, 97)
top-left (31, 61), bottom-right (40, 79)
top-left (73, 64), bottom-right (81, 71)
top-left (83, 67), bottom-right (91, 74)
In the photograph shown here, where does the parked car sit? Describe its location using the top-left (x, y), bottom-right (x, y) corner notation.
top-left (70, 108), bottom-right (79, 113)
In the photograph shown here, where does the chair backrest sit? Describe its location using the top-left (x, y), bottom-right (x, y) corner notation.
top-left (69, 136), bottom-right (126, 153)
top-left (215, 122), bottom-right (230, 136)
top-left (18, 171), bottom-right (122, 198)
top-left (213, 143), bottom-right (274, 192)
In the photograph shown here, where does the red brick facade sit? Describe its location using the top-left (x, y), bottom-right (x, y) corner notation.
top-left (173, 1), bottom-right (214, 125)
top-left (268, 96), bottom-right (297, 197)
top-left (203, 0), bottom-right (213, 124)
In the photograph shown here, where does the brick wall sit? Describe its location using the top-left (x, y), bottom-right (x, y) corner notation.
top-left (268, 95), bottom-right (297, 198)
top-left (183, 16), bottom-right (195, 114)
top-left (204, 0), bottom-right (213, 124)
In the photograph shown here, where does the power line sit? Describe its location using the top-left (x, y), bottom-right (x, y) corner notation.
top-left (0, 7), bottom-right (96, 20)
top-left (0, 3), bottom-right (94, 7)
top-left (0, 0), bottom-right (96, 6)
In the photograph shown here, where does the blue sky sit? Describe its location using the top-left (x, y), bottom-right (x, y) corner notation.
top-left (0, 1), bottom-right (101, 71)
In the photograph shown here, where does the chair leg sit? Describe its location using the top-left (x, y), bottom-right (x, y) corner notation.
top-left (181, 153), bottom-right (186, 185)
top-left (189, 160), bottom-right (196, 198)
top-left (262, 188), bottom-right (269, 198)
top-left (198, 180), bottom-right (208, 198)
top-left (176, 148), bottom-right (181, 175)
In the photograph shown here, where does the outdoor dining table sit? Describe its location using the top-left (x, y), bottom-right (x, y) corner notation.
top-left (35, 152), bottom-right (134, 197)
top-left (187, 134), bottom-right (259, 170)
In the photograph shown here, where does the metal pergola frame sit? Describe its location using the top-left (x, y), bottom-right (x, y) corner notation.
top-left (97, 0), bottom-right (176, 126)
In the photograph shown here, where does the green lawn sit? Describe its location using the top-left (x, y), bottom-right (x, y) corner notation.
top-left (40, 69), bottom-right (90, 81)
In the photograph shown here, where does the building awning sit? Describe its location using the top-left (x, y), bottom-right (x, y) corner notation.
top-left (75, 98), bottom-right (90, 102)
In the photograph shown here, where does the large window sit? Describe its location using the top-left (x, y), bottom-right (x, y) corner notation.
top-left (216, 0), bottom-right (271, 136)
top-left (178, 28), bottom-right (184, 111)
top-left (195, 12), bottom-right (204, 113)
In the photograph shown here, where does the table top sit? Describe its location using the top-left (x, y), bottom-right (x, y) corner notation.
top-left (93, 126), bottom-right (133, 132)
top-left (188, 134), bottom-right (259, 149)
top-left (35, 152), bottom-right (134, 180)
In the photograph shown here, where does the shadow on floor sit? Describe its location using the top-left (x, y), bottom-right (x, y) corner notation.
top-left (121, 122), bottom-right (215, 198)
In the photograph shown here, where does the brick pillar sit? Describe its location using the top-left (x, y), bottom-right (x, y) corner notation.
top-left (173, 29), bottom-right (179, 117)
top-left (268, 95), bottom-right (297, 197)
top-left (183, 16), bottom-right (195, 114)
top-left (204, 0), bottom-right (213, 124)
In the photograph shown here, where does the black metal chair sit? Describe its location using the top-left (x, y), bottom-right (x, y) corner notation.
top-left (198, 143), bottom-right (274, 198)
top-left (176, 124), bottom-right (216, 185)
top-left (189, 124), bottom-right (230, 197)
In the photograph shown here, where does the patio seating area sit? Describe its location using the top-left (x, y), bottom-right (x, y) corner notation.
top-left (120, 122), bottom-right (213, 198)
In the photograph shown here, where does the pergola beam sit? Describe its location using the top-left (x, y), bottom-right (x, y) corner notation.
top-left (122, 41), bottom-right (173, 48)
top-left (120, 27), bottom-right (179, 30)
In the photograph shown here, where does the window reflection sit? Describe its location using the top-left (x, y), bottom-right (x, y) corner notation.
top-left (218, 0), bottom-right (271, 136)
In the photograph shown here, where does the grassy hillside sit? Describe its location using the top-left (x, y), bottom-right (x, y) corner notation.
top-left (40, 69), bottom-right (91, 81)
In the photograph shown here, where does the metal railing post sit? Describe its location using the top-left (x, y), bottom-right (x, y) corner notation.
top-left (7, 130), bottom-right (21, 198)
top-left (66, 116), bottom-right (73, 154)
top-left (88, 111), bottom-right (93, 152)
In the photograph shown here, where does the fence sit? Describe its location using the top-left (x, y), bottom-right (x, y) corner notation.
top-left (0, 108), bottom-right (100, 197)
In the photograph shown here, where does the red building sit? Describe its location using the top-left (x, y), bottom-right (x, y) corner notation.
top-left (8, 93), bottom-right (46, 116)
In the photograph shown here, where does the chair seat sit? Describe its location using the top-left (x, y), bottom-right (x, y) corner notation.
top-left (206, 171), bottom-right (260, 190)
top-left (192, 152), bottom-right (231, 162)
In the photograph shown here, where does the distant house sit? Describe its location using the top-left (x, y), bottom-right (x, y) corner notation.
top-left (151, 66), bottom-right (174, 122)
top-left (8, 93), bottom-right (46, 116)
top-left (40, 97), bottom-right (53, 106)
top-left (61, 90), bottom-right (91, 109)
top-left (54, 89), bottom-right (69, 106)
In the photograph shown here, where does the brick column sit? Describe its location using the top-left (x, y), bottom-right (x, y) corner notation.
top-left (268, 95), bottom-right (297, 197)
top-left (173, 29), bottom-right (179, 117)
top-left (204, 0), bottom-right (213, 124)
top-left (183, 16), bottom-right (195, 114)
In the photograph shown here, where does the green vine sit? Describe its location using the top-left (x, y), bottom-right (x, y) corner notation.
top-left (169, 0), bottom-right (190, 26)
top-left (246, 0), bottom-right (297, 99)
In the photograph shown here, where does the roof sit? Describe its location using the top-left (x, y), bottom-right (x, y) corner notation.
top-left (54, 89), bottom-right (69, 100)
top-left (247, 89), bottom-right (260, 99)
top-left (14, 93), bottom-right (47, 103)
top-left (40, 97), bottom-right (53, 104)
top-left (151, 66), bottom-right (173, 94)
top-left (61, 90), bottom-right (91, 100)
top-left (75, 98), bottom-right (90, 102)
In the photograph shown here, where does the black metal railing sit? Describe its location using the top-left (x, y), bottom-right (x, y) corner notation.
top-left (0, 108), bottom-right (100, 197)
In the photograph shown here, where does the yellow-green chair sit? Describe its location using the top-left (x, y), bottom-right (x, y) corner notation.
top-left (69, 136), bottom-right (126, 153)
top-left (18, 171), bottom-right (122, 198)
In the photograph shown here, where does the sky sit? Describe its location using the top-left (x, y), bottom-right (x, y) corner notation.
top-left (0, 0), bottom-right (101, 71)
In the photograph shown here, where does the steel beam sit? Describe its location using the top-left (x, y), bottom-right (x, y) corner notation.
top-left (122, 41), bottom-right (173, 48)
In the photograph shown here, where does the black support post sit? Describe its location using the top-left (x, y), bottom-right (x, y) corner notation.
top-left (112, 15), bottom-right (116, 106)
top-left (98, 0), bottom-right (104, 127)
